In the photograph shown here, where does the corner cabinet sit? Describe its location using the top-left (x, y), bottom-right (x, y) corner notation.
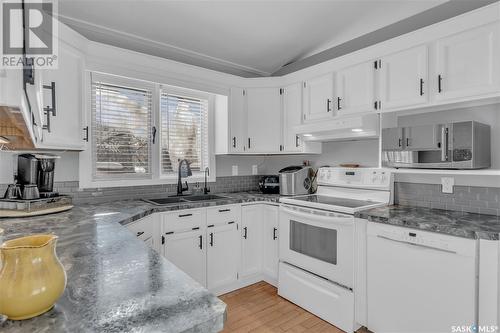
top-left (246, 87), bottom-right (282, 153)
top-left (435, 22), bottom-right (500, 102)
top-left (126, 214), bottom-right (160, 252)
top-left (302, 74), bottom-right (334, 122)
top-left (37, 37), bottom-right (86, 150)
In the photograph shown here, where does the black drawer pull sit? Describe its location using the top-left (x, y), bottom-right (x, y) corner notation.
top-left (207, 224), bottom-right (215, 228)
top-left (179, 213), bottom-right (192, 218)
top-left (192, 227), bottom-right (200, 230)
top-left (409, 232), bottom-right (417, 237)
top-left (219, 209), bottom-right (231, 213)
top-left (209, 232), bottom-right (214, 247)
top-left (136, 231), bottom-right (144, 237)
top-left (438, 74), bottom-right (443, 93)
top-left (228, 221), bottom-right (235, 225)
top-left (243, 227), bottom-right (248, 239)
top-left (199, 235), bottom-right (203, 249)
top-left (165, 231), bottom-right (174, 235)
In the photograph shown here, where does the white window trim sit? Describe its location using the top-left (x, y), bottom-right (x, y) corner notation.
top-left (79, 71), bottom-right (216, 189)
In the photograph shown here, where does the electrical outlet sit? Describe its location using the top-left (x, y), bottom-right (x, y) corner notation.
top-left (252, 165), bottom-right (258, 175)
top-left (441, 177), bottom-right (454, 194)
top-left (232, 165), bottom-right (238, 176)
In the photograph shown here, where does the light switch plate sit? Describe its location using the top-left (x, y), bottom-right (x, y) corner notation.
top-left (252, 165), bottom-right (258, 175)
top-left (232, 165), bottom-right (238, 176)
top-left (441, 177), bottom-right (454, 193)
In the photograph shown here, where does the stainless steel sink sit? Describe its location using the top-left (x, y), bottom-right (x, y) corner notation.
top-left (144, 194), bottom-right (228, 205)
top-left (143, 197), bottom-right (187, 205)
top-left (183, 194), bottom-right (228, 202)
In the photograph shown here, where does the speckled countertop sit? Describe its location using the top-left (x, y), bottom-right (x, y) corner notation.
top-left (0, 192), bottom-right (279, 333)
top-left (356, 205), bottom-right (500, 240)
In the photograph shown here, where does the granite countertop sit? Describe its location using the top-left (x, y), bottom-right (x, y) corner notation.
top-left (356, 205), bottom-right (500, 240)
top-left (0, 191), bottom-right (279, 333)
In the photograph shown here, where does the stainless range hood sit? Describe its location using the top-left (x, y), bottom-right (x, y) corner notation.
top-left (295, 113), bottom-right (380, 142)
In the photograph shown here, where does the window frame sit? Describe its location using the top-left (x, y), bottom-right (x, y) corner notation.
top-left (79, 72), bottom-right (216, 189)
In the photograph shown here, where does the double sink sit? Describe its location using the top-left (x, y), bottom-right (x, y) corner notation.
top-left (144, 194), bottom-right (228, 206)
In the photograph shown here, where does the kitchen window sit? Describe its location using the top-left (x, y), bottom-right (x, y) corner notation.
top-left (80, 72), bottom-right (216, 188)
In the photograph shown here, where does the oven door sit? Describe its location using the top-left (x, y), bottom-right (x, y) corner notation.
top-left (279, 205), bottom-right (354, 288)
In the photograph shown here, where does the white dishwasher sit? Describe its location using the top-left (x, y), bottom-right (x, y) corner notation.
top-left (367, 223), bottom-right (477, 333)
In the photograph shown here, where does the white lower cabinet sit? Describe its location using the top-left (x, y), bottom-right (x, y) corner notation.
top-left (164, 229), bottom-right (206, 287)
top-left (240, 204), bottom-right (264, 278)
top-left (261, 205), bottom-right (279, 283)
top-left (125, 214), bottom-right (160, 252)
top-left (207, 222), bottom-right (239, 290)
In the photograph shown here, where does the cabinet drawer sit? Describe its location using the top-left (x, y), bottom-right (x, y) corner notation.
top-left (162, 209), bottom-right (205, 233)
top-left (127, 217), bottom-right (155, 240)
top-left (207, 204), bottom-right (241, 225)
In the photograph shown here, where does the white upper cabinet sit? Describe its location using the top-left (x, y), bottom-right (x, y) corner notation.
top-left (282, 83), bottom-right (303, 152)
top-left (228, 87), bottom-right (246, 153)
top-left (379, 45), bottom-right (429, 111)
top-left (246, 87), bottom-right (282, 153)
top-left (336, 61), bottom-right (376, 114)
top-left (37, 39), bottom-right (85, 150)
top-left (302, 74), bottom-right (334, 122)
top-left (435, 22), bottom-right (500, 101)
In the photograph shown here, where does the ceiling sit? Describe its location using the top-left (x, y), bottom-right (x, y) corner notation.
top-left (58, 0), bottom-right (447, 77)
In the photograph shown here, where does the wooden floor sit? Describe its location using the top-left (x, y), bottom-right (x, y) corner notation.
top-left (219, 281), bottom-right (370, 333)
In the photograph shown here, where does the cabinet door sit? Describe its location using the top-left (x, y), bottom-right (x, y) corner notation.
top-left (246, 87), bottom-right (282, 153)
top-left (39, 40), bottom-right (85, 150)
top-left (207, 223), bottom-right (239, 290)
top-left (379, 45), bottom-right (428, 110)
top-left (303, 74), bottom-right (334, 122)
top-left (336, 62), bottom-right (375, 114)
top-left (435, 22), bottom-right (500, 101)
top-left (382, 128), bottom-right (404, 151)
top-left (164, 229), bottom-right (206, 287)
top-left (283, 83), bottom-right (303, 152)
top-left (229, 87), bottom-right (246, 153)
top-left (241, 205), bottom-right (263, 278)
top-left (405, 125), bottom-right (440, 150)
top-left (262, 205), bottom-right (279, 282)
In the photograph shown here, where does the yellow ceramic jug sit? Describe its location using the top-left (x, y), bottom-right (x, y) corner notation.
top-left (0, 234), bottom-right (67, 320)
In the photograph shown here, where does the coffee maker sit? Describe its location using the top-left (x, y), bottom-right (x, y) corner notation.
top-left (17, 154), bottom-right (60, 198)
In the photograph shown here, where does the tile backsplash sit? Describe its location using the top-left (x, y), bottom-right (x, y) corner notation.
top-left (395, 182), bottom-right (500, 216)
top-left (0, 175), bottom-right (260, 205)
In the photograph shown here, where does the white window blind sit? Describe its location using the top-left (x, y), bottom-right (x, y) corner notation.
top-left (160, 91), bottom-right (209, 175)
top-left (91, 78), bottom-right (153, 179)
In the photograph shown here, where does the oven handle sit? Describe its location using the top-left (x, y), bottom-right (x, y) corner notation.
top-left (280, 206), bottom-right (353, 225)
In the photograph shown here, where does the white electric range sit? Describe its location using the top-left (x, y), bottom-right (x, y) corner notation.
top-left (278, 167), bottom-right (393, 333)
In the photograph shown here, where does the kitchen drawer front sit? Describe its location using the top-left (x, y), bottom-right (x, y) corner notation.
top-left (207, 204), bottom-right (241, 225)
top-left (162, 209), bottom-right (206, 233)
top-left (127, 217), bottom-right (155, 240)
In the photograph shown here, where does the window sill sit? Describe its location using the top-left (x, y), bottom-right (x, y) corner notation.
top-left (80, 175), bottom-right (216, 189)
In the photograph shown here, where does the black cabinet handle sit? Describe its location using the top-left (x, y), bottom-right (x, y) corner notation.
top-left (419, 78), bottom-right (424, 96)
top-left (178, 213), bottom-right (192, 218)
top-left (199, 235), bottom-right (203, 249)
top-left (326, 99), bottom-right (332, 112)
top-left (374, 101), bottom-right (378, 110)
top-left (152, 126), bottom-right (157, 144)
top-left (295, 135), bottom-right (299, 148)
top-left (232, 137), bottom-right (236, 148)
top-left (243, 227), bottom-right (247, 239)
top-left (83, 126), bottom-right (89, 142)
top-left (248, 138), bottom-right (251, 149)
top-left (406, 138), bottom-right (410, 147)
top-left (162, 235), bottom-right (165, 245)
top-left (337, 97), bottom-right (342, 110)
top-left (42, 82), bottom-right (56, 133)
top-left (273, 227), bottom-right (277, 240)
top-left (438, 74), bottom-right (443, 93)
top-left (398, 138), bottom-right (402, 147)
top-left (136, 231), bottom-right (144, 237)
top-left (209, 232), bottom-right (214, 247)
top-left (218, 209), bottom-right (231, 213)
